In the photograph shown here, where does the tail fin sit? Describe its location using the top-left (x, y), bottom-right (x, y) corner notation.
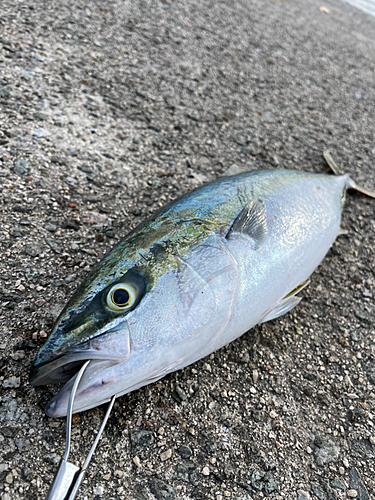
top-left (323, 150), bottom-right (375, 199)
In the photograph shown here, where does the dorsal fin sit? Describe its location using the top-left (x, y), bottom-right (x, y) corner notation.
top-left (226, 198), bottom-right (268, 249)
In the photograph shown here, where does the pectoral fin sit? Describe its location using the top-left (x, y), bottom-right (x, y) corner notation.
top-left (260, 279), bottom-right (310, 323)
top-left (226, 198), bottom-right (268, 249)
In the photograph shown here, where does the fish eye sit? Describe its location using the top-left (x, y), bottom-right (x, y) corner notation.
top-left (106, 283), bottom-right (136, 312)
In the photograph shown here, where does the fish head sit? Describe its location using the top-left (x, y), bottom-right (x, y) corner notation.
top-left (30, 216), bottom-right (236, 417)
top-left (29, 262), bottom-right (146, 414)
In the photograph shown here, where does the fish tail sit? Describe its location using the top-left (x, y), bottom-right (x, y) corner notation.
top-left (346, 176), bottom-right (375, 199)
top-left (323, 150), bottom-right (375, 199)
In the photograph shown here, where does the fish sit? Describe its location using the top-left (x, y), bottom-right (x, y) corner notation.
top-left (30, 152), bottom-right (374, 418)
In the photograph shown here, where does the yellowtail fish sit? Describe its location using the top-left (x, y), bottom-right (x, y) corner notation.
top-left (30, 152), bottom-right (374, 418)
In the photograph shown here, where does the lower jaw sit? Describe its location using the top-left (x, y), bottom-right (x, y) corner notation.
top-left (46, 391), bottom-right (113, 417)
top-left (37, 358), bottom-right (118, 417)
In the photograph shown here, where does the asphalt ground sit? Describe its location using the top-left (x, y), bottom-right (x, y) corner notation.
top-left (0, 0), bottom-right (374, 499)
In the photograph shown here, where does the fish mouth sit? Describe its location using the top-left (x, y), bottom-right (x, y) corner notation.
top-left (30, 350), bottom-right (123, 418)
top-left (30, 349), bottom-right (119, 386)
top-left (29, 321), bottom-right (132, 417)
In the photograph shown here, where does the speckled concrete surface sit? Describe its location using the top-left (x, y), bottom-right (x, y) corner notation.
top-left (0, 0), bottom-right (374, 499)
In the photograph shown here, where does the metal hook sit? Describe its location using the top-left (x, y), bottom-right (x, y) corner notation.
top-left (46, 361), bottom-right (116, 500)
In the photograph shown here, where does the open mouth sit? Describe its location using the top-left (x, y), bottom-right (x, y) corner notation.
top-left (30, 347), bottom-right (123, 385)
top-left (30, 351), bottom-right (120, 417)
top-left (30, 352), bottom-right (91, 386)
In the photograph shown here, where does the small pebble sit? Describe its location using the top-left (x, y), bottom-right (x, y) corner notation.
top-left (25, 243), bottom-right (42, 257)
top-left (44, 222), bottom-right (57, 233)
top-left (10, 351), bottom-right (25, 361)
top-left (13, 159), bottom-right (30, 175)
top-left (45, 237), bottom-right (62, 253)
top-left (160, 448), bottom-right (172, 461)
top-left (34, 111), bottom-right (50, 121)
top-left (93, 485), bottom-right (104, 496)
top-left (3, 376), bottom-right (21, 388)
top-left (241, 351), bottom-right (249, 363)
top-left (177, 445), bottom-right (192, 459)
top-left (175, 385), bottom-right (187, 401)
top-left (133, 456), bottom-right (141, 468)
top-left (343, 457), bottom-right (350, 468)
top-left (331, 477), bottom-right (346, 491)
top-left (64, 177), bottom-right (76, 186)
top-left (5, 473), bottom-right (13, 484)
top-left (202, 466), bottom-right (210, 476)
top-left (339, 466), bottom-right (345, 475)
top-left (32, 127), bottom-right (50, 137)
top-left (347, 490), bottom-right (358, 498)
top-left (65, 274), bottom-right (77, 284)
top-left (297, 491), bottom-right (311, 500)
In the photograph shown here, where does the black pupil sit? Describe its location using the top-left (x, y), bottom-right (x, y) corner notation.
top-left (113, 288), bottom-right (130, 306)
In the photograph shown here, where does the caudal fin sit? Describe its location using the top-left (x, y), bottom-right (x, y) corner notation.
top-left (323, 150), bottom-right (375, 199)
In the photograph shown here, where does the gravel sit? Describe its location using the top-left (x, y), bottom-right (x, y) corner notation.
top-left (0, 0), bottom-right (374, 499)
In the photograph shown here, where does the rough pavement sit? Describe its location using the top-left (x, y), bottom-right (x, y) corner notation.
top-left (0, 0), bottom-right (374, 499)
